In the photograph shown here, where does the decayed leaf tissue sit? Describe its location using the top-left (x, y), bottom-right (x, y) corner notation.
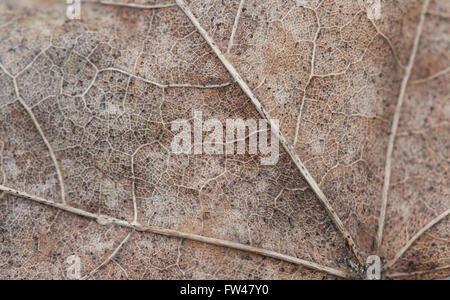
top-left (0, 0), bottom-right (448, 280)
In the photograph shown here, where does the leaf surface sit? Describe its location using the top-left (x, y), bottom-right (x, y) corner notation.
top-left (0, 0), bottom-right (448, 279)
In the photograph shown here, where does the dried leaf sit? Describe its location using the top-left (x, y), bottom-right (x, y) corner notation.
top-left (0, 0), bottom-right (448, 279)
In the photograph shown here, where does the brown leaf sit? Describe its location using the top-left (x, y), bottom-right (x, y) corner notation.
top-left (0, 0), bottom-right (448, 279)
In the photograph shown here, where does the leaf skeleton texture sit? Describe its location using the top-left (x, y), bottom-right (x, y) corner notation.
top-left (182, 0), bottom-right (450, 276)
top-left (0, 0), bottom-right (448, 280)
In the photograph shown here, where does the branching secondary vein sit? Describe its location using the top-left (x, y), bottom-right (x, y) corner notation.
top-left (82, 0), bottom-right (176, 9)
top-left (377, 0), bottom-right (431, 253)
top-left (0, 184), bottom-right (353, 279)
top-left (175, 0), bottom-right (365, 266)
top-left (82, 231), bottom-right (135, 280)
top-left (385, 209), bottom-right (450, 271)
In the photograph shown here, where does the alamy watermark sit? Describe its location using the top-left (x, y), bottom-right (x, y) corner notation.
top-left (66, 0), bottom-right (81, 20)
top-left (366, 255), bottom-right (381, 280)
top-left (364, 0), bottom-right (382, 20)
top-left (66, 255), bottom-right (81, 280)
top-left (171, 111), bottom-right (280, 165)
